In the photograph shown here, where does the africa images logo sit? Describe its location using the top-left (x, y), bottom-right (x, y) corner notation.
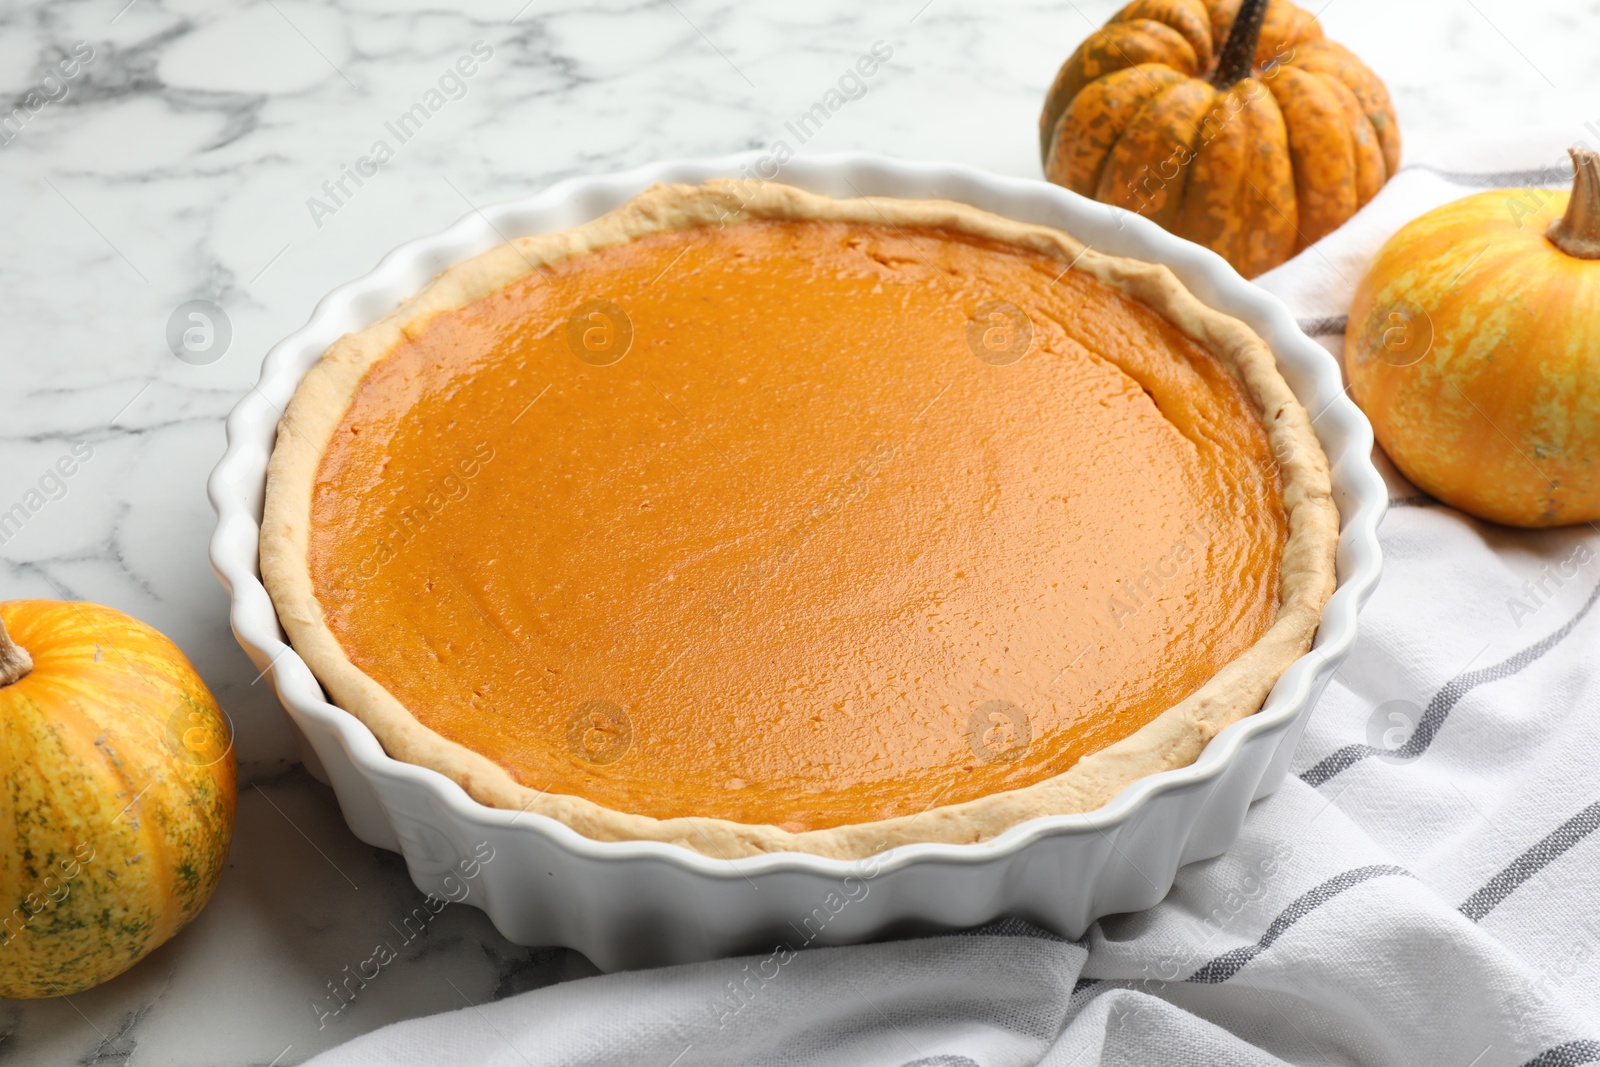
top-left (305, 42), bottom-right (495, 229)
top-left (353, 441), bottom-right (494, 581)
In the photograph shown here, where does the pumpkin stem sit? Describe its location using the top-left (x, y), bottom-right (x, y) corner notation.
top-left (1547, 147), bottom-right (1600, 260)
top-left (1211, 0), bottom-right (1272, 89)
top-left (0, 613), bottom-right (32, 687)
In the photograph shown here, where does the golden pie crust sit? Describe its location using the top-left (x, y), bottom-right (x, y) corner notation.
top-left (260, 180), bottom-right (1338, 860)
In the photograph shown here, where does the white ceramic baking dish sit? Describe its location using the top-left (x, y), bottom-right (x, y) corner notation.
top-left (208, 152), bottom-right (1385, 970)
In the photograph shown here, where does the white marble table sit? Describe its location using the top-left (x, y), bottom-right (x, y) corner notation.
top-left (1, 0), bottom-right (1595, 1062)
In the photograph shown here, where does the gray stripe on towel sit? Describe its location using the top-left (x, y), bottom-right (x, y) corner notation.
top-left (1459, 800), bottom-right (1600, 922)
top-left (1400, 163), bottom-right (1575, 187)
top-left (1187, 865), bottom-right (1409, 984)
top-left (1297, 315), bottom-right (1348, 338)
top-left (1519, 1040), bottom-right (1600, 1067)
top-left (1301, 577), bottom-right (1600, 788)
top-left (959, 917), bottom-right (1069, 941)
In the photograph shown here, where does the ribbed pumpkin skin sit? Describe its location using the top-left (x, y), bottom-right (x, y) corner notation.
top-left (0, 600), bottom-right (236, 998)
top-left (1040, 0), bottom-right (1400, 278)
top-left (1346, 190), bottom-right (1600, 527)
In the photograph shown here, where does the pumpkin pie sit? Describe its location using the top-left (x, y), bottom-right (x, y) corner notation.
top-left (260, 180), bottom-right (1337, 859)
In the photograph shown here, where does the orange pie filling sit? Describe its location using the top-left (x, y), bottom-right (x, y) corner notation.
top-left (307, 218), bottom-right (1285, 833)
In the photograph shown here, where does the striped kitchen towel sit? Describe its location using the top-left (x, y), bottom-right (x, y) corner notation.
top-left (306, 160), bottom-right (1600, 1067)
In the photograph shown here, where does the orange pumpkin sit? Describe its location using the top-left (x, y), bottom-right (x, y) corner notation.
top-left (1346, 149), bottom-right (1600, 527)
top-left (0, 600), bottom-right (236, 998)
top-left (1039, 0), bottom-right (1400, 277)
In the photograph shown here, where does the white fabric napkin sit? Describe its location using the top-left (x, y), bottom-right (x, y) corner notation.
top-left (306, 157), bottom-right (1600, 1067)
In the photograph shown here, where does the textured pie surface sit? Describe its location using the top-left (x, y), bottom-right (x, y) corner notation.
top-left (262, 181), bottom-right (1338, 858)
top-left (307, 218), bottom-right (1283, 831)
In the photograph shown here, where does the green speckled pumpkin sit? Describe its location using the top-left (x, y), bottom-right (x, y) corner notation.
top-left (1346, 149), bottom-right (1600, 527)
top-left (0, 599), bottom-right (236, 998)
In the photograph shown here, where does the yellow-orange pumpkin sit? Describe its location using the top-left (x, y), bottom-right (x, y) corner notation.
top-left (1039, 0), bottom-right (1400, 277)
top-left (0, 599), bottom-right (236, 998)
top-left (1346, 149), bottom-right (1600, 527)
